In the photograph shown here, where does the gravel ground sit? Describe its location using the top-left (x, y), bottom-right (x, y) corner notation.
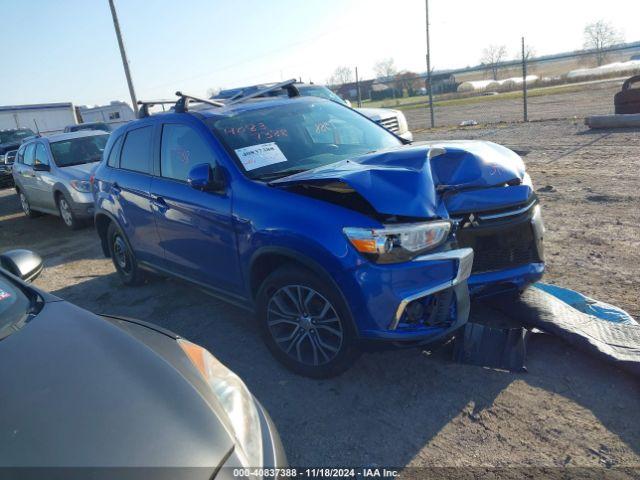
top-left (0, 119), bottom-right (638, 473)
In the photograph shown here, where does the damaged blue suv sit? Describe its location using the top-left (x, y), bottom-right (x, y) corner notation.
top-left (92, 82), bottom-right (544, 377)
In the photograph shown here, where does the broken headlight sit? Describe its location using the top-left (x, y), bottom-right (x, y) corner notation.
top-left (344, 221), bottom-right (451, 264)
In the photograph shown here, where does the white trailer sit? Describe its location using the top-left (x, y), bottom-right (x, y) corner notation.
top-left (0, 103), bottom-right (78, 135)
top-left (78, 101), bottom-right (135, 128)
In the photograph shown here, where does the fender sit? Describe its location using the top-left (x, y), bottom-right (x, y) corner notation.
top-left (93, 208), bottom-right (121, 257)
top-left (52, 182), bottom-right (72, 204)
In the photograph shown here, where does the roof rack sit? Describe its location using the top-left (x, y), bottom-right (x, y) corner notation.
top-left (137, 80), bottom-right (300, 119)
top-left (174, 92), bottom-right (225, 113)
top-left (137, 99), bottom-right (176, 118)
top-left (225, 79), bottom-right (300, 106)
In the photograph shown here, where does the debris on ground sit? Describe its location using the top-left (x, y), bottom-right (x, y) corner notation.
top-left (459, 119), bottom-right (479, 127)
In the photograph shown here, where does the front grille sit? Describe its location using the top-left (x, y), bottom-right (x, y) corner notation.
top-left (377, 116), bottom-right (399, 133)
top-left (456, 220), bottom-right (541, 274)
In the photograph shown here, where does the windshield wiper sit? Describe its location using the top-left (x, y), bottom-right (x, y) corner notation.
top-left (255, 168), bottom-right (311, 182)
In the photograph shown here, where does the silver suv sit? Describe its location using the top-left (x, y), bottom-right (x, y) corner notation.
top-left (12, 131), bottom-right (109, 229)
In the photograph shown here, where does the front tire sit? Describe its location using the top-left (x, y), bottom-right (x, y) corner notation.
top-left (256, 265), bottom-right (360, 378)
top-left (107, 222), bottom-right (144, 286)
top-left (57, 194), bottom-right (82, 230)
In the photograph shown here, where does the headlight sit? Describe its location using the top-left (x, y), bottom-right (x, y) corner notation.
top-left (344, 221), bottom-right (451, 264)
top-left (70, 180), bottom-right (92, 193)
top-left (178, 339), bottom-right (263, 468)
top-left (395, 110), bottom-right (409, 134)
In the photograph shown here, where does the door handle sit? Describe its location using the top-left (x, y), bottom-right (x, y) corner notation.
top-left (151, 195), bottom-right (168, 212)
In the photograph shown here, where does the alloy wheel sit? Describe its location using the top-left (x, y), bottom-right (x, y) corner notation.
top-left (59, 198), bottom-right (73, 226)
top-left (266, 285), bottom-right (344, 366)
top-left (19, 193), bottom-right (30, 215)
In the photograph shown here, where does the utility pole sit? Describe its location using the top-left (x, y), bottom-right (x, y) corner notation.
top-left (355, 66), bottom-right (362, 108)
top-left (522, 36), bottom-right (528, 122)
top-left (425, 0), bottom-right (435, 128)
top-left (108, 0), bottom-right (139, 116)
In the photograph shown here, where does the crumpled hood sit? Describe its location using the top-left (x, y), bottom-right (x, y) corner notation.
top-left (272, 141), bottom-right (526, 218)
top-left (58, 161), bottom-right (99, 181)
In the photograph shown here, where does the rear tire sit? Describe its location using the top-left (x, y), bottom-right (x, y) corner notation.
top-left (17, 189), bottom-right (40, 219)
top-left (256, 265), bottom-right (360, 378)
top-left (107, 222), bottom-right (144, 286)
top-left (57, 193), bottom-right (82, 230)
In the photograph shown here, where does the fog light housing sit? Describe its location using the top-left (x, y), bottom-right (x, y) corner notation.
top-left (405, 301), bottom-right (425, 323)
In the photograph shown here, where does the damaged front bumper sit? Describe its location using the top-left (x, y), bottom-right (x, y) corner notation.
top-left (338, 247), bottom-right (474, 344)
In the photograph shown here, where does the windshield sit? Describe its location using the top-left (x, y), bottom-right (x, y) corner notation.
top-left (50, 134), bottom-right (109, 167)
top-left (0, 129), bottom-right (35, 144)
top-left (208, 100), bottom-right (401, 180)
top-left (299, 86), bottom-right (347, 105)
top-left (0, 275), bottom-right (32, 337)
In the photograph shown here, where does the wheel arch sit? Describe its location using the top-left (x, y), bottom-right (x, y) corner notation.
top-left (94, 210), bottom-right (119, 258)
top-left (248, 246), bottom-right (357, 331)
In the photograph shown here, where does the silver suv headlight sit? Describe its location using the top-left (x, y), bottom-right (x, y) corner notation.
top-left (344, 221), bottom-right (451, 264)
top-left (179, 339), bottom-right (263, 468)
top-left (70, 179), bottom-right (92, 193)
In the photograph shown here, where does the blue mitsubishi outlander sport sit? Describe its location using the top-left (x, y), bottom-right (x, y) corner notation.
top-left (93, 82), bottom-right (544, 378)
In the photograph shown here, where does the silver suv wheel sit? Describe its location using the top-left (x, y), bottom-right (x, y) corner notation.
top-left (59, 197), bottom-right (73, 227)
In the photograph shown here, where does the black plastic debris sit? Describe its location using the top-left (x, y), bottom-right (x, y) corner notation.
top-left (487, 287), bottom-right (640, 377)
top-left (453, 302), bottom-right (530, 372)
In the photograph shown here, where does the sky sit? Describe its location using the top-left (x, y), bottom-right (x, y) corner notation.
top-left (2, 0), bottom-right (639, 107)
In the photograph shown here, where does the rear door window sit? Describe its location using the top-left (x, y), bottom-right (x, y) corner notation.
top-left (160, 124), bottom-right (217, 181)
top-left (120, 126), bottom-right (153, 174)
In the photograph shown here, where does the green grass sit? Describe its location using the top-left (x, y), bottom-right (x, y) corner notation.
top-left (361, 82), bottom-right (603, 111)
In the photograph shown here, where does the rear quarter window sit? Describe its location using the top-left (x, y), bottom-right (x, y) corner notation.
top-left (119, 126), bottom-right (153, 173)
top-left (106, 135), bottom-right (124, 168)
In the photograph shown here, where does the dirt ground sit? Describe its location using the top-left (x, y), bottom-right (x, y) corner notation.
top-left (0, 119), bottom-right (638, 473)
top-left (404, 78), bottom-right (623, 129)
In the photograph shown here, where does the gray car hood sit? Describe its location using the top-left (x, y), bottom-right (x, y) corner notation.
top-left (272, 141), bottom-right (526, 218)
top-left (0, 300), bottom-right (234, 468)
top-left (58, 161), bottom-right (99, 181)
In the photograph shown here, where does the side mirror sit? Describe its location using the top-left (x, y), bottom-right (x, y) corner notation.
top-left (32, 162), bottom-right (50, 172)
top-left (187, 163), bottom-right (225, 192)
top-left (0, 249), bottom-right (44, 283)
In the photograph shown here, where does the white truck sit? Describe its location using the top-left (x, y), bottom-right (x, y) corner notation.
top-left (0, 103), bottom-right (78, 135)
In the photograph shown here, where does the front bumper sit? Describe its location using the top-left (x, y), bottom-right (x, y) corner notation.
top-left (67, 191), bottom-right (95, 219)
top-left (459, 202), bottom-right (546, 297)
top-left (336, 247), bottom-right (474, 343)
